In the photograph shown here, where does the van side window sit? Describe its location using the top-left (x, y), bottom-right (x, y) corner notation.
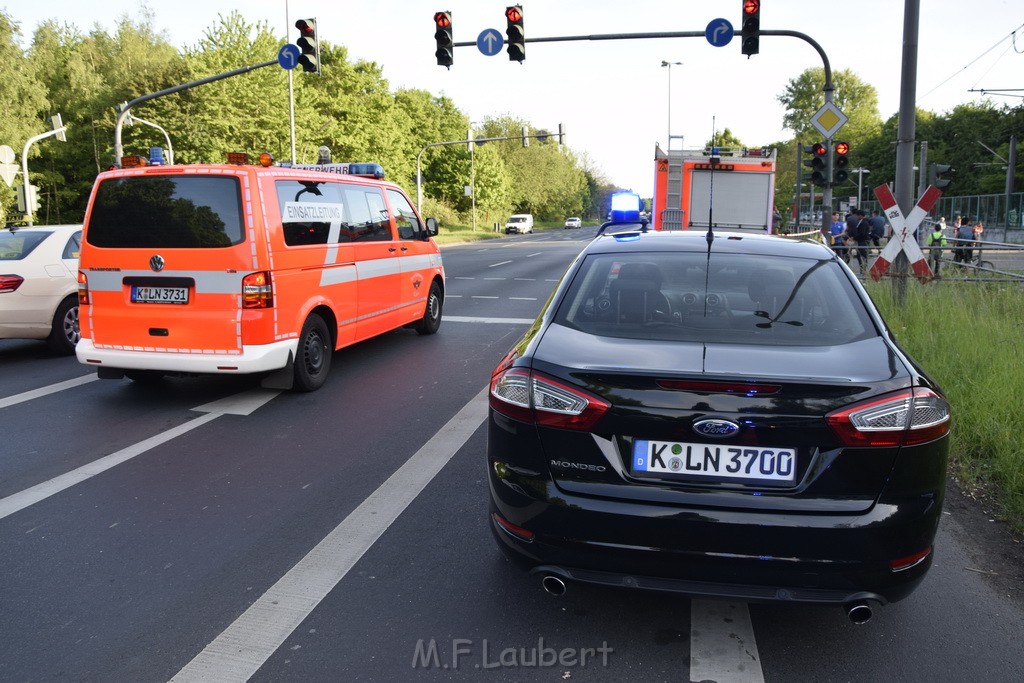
top-left (277, 180), bottom-right (345, 246)
top-left (343, 187), bottom-right (392, 242)
top-left (387, 189), bottom-right (422, 240)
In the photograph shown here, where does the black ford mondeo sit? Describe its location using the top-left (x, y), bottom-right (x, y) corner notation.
top-left (487, 222), bottom-right (950, 623)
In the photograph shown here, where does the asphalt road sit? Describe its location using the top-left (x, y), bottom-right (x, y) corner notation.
top-left (2, 226), bottom-right (1022, 682)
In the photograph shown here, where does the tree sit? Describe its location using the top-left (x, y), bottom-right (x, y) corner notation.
top-left (705, 127), bottom-right (744, 150)
top-left (778, 68), bottom-right (882, 148)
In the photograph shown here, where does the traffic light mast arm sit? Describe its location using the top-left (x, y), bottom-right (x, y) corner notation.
top-left (113, 59), bottom-right (277, 165)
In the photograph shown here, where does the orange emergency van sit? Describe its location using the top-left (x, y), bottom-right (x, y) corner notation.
top-left (75, 157), bottom-right (444, 391)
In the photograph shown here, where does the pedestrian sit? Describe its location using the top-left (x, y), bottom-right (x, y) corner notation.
top-left (928, 223), bottom-right (948, 276)
top-left (869, 209), bottom-right (886, 251)
top-left (830, 211), bottom-right (848, 262)
top-left (849, 209), bottom-right (872, 274)
top-left (953, 217), bottom-right (974, 264)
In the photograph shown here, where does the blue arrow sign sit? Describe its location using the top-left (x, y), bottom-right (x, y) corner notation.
top-left (278, 43), bottom-right (300, 70)
top-left (705, 18), bottom-right (734, 47)
top-left (477, 29), bottom-right (503, 56)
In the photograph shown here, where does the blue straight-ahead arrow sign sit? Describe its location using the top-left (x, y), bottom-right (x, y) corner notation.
top-left (477, 29), bottom-right (503, 56)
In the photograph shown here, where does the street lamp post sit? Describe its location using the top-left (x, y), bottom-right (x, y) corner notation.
top-left (853, 168), bottom-right (870, 206)
top-left (660, 61), bottom-right (682, 151)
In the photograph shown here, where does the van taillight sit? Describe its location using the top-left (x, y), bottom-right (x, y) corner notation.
top-left (77, 271), bottom-right (89, 304)
top-left (242, 271), bottom-right (273, 308)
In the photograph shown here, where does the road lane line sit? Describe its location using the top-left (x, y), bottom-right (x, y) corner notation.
top-left (0, 413), bottom-right (220, 521)
top-left (488, 260), bottom-right (513, 267)
top-left (471, 295), bottom-right (499, 299)
top-left (444, 316), bottom-right (534, 324)
top-left (0, 374), bottom-right (99, 410)
top-left (509, 297), bottom-right (537, 301)
top-left (527, 252), bottom-right (542, 257)
top-left (0, 390), bottom-right (278, 521)
top-left (689, 600), bottom-right (764, 683)
top-left (171, 388), bottom-right (490, 683)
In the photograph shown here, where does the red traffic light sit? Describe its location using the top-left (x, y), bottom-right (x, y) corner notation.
top-left (834, 141), bottom-right (850, 155)
top-left (296, 19), bottom-right (315, 36)
top-left (434, 12), bottom-right (451, 28)
top-left (505, 6), bottom-right (522, 22)
top-left (743, 0), bottom-right (760, 14)
top-left (812, 143), bottom-right (827, 156)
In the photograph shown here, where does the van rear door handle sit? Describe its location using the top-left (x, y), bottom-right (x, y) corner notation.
top-left (388, 247), bottom-right (398, 252)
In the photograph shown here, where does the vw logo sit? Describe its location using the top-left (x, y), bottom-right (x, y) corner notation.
top-left (692, 418), bottom-right (740, 438)
top-left (149, 255), bottom-right (165, 272)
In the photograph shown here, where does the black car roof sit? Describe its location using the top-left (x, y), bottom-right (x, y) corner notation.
top-left (585, 229), bottom-right (834, 260)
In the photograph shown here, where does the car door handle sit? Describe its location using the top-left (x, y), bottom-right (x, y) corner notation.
top-left (389, 247), bottom-right (398, 252)
top-left (400, 246), bottom-right (409, 252)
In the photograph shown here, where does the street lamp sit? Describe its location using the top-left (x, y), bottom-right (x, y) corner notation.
top-left (852, 167), bottom-right (870, 206)
top-left (660, 61), bottom-right (682, 151)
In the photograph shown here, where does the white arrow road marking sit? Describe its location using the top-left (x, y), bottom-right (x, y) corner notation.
top-left (0, 389), bottom-right (279, 521)
top-left (171, 388), bottom-right (489, 683)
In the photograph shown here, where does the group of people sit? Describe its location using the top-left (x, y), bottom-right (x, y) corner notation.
top-left (927, 216), bottom-right (985, 275)
top-left (829, 209), bottom-right (886, 274)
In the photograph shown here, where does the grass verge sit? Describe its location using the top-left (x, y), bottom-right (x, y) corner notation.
top-left (865, 279), bottom-right (1024, 530)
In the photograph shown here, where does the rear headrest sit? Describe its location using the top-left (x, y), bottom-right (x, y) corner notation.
top-left (748, 267), bottom-right (795, 303)
top-left (617, 262), bottom-right (663, 286)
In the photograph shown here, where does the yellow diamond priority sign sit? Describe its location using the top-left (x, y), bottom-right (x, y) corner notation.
top-left (810, 102), bottom-right (848, 139)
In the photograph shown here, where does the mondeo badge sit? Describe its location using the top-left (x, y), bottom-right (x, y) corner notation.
top-left (149, 255), bottom-right (165, 272)
top-left (692, 418), bottom-right (740, 438)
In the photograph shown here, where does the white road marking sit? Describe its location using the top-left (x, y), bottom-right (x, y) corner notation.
top-left (471, 295), bottom-right (499, 299)
top-left (689, 600), bottom-right (764, 683)
top-left (483, 277), bottom-right (507, 280)
top-left (527, 252), bottom-right (542, 257)
top-left (171, 388), bottom-right (490, 683)
top-left (0, 389), bottom-right (279, 521)
top-left (509, 297), bottom-right (538, 301)
top-left (444, 316), bottom-right (534, 324)
top-left (488, 260), bottom-right (513, 268)
top-left (0, 413), bottom-right (219, 521)
top-left (0, 374), bottom-right (99, 410)
top-left (513, 278), bottom-right (536, 281)
top-left (454, 276), bottom-right (475, 280)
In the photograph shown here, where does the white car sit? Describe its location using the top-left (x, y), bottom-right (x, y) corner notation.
top-left (564, 217), bottom-right (582, 229)
top-left (0, 224), bottom-right (83, 354)
top-left (505, 214), bottom-right (534, 234)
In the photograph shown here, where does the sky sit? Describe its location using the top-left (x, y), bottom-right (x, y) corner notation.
top-left (5, 0), bottom-right (1023, 196)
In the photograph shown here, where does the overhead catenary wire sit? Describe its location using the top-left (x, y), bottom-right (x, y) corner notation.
top-left (920, 21), bottom-right (1024, 101)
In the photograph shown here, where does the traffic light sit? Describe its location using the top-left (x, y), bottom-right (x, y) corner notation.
top-left (929, 163), bottom-right (955, 190)
top-left (433, 11), bottom-right (453, 67)
top-left (295, 19), bottom-right (319, 74)
top-left (505, 5), bottom-right (525, 62)
top-left (832, 141), bottom-right (850, 184)
top-left (741, 0), bottom-right (760, 57)
top-left (802, 142), bottom-right (828, 187)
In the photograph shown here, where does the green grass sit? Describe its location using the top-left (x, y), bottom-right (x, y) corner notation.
top-left (865, 280), bottom-right (1024, 529)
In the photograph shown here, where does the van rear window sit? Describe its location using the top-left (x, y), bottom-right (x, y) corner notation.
top-left (86, 175), bottom-right (244, 248)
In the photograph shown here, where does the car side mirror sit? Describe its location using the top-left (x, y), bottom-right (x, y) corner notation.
top-left (425, 217), bottom-right (439, 238)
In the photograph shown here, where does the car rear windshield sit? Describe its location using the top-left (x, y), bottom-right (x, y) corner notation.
top-left (554, 251), bottom-right (877, 346)
top-left (86, 175), bottom-right (244, 248)
top-left (0, 230), bottom-right (50, 260)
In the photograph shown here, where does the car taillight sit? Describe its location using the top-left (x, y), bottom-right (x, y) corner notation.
top-left (77, 271), bottom-right (89, 304)
top-left (890, 546), bottom-right (931, 572)
top-left (826, 388), bottom-right (950, 447)
top-left (489, 367), bottom-right (610, 430)
top-left (0, 274), bottom-right (24, 293)
top-left (242, 271), bottom-right (273, 308)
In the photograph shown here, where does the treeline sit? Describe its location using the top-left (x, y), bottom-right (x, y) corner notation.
top-left (0, 9), bottom-right (617, 227)
top-left (768, 68), bottom-right (1024, 220)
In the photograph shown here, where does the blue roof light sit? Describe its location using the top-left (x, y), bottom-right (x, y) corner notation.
top-left (610, 192), bottom-right (642, 222)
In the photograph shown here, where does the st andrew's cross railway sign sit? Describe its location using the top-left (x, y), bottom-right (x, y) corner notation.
top-left (869, 184), bottom-right (942, 283)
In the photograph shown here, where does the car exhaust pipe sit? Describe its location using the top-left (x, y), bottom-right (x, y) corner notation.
top-left (541, 575), bottom-right (567, 597)
top-left (845, 601), bottom-right (873, 625)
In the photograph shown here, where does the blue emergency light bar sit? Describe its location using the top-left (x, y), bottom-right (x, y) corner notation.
top-left (609, 192), bottom-right (642, 222)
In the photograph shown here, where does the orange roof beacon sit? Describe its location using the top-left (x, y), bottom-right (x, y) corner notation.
top-left (76, 155), bottom-right (444, 391)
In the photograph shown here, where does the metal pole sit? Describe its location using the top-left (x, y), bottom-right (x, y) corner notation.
top-left (286, 0), bottom-right (296, 164)
top-left (1006, 135), bottom-right (1017, 236)
top-left (892, 0), bottom-right (921, 302)
top-left (661, 61), bottom-right (681, 151)
top-left (918, 140), bottom-right (928, 202)
top-left (127, 114), bottom-right (174, 164)
top-left (470, 140), bottom-right (477, 232)
top-left (20, 128), bottom-right (66, 226)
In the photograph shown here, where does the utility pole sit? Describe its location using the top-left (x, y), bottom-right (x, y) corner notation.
top-left (1006, 135), bottom-right (1018, 232)
top-left (892, 0), bottom-right (921, 304)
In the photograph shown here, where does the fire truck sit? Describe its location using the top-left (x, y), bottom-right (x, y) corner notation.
top-left (652, 145), bottom-right (777, 233)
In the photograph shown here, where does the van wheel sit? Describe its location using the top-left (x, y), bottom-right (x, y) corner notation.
top-left (415, 282), bottom-right (443, 335)
top-left (47, 296), bottom-right (80, 355)
top-left (293, 314), bottom-right (331, 392)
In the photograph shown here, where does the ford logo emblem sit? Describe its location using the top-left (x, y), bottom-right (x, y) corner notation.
top-left (692, 418), bottom-right (740, 438)
top-left (149, 255), bottom-right (165, 272)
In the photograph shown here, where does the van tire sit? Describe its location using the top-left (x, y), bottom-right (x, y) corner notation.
top-left (293, 313), bottom-right (331, 392)
top-left (47, 296), bottom-right (80, 355)
top-left (415, 282), bottom-right (443, 335)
